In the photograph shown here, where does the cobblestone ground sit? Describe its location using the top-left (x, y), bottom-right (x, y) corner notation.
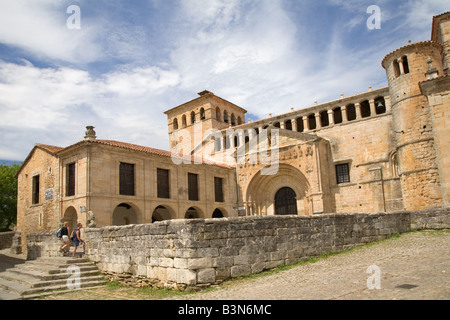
top-left (35, 230), bottom-right (449, 300)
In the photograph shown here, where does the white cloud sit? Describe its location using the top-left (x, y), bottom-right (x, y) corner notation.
top-left (0, 0), bottom-right (102, 64)
top-left (0, 60), bottom-right (181, 158)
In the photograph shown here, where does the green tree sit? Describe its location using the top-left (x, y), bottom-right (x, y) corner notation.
top-left (0, 163), bottom-right (20, 231)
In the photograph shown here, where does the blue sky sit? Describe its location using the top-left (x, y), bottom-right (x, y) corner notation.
top-left (0, 0), bottom-right (448, 161)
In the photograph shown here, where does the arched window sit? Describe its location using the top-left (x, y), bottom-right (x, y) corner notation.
top-left (224, 111), bottom-right (229, 123)
top-left (360, 100), bottom-right (371, 118)
top-left (191, 111), bottom-right (196, 124)
top-left (216, 107), bottom-right (221, 122)
top-left (402, 55), bottom-right (410, 74)
top-left (173, 118), bottom-right (179, 130)
top-left (200, 108), bottom-right (206, 120)
top-left (374, 97), bottom-right (386, 114)
top-left (231, 114), bottom-right (236, 126)
top-left (346, 104), bottom-right (356, 121)
top-left (296, 117), bottom-right (304, 132)
top-left (182, 115), bottom-right (187, 128)
top-left (333, 107), bottom-right (343, 124)
top-left (393, 60), bottom-right (400, 78)
top-left (285, 120), bottom-right (292, 130)
top-left (308, 114), bottom-right (316, 130)
top-left (237, 116), bottom-right (242, 125)
top-left (320, 110), bottom-right (329, 127)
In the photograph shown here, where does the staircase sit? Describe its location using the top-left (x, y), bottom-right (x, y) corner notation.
top-left (0, 251), bottom-right (106, 300)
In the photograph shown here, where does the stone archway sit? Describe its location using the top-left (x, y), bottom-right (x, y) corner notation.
top-left (112, 203), bottom-right (138, 226)
top-left (185, 207), bottom-right (200, 219)
top-left (152, 205), bottom-right (173, 223)
top-left (212, 208), bottom-right (225, 218)
top-left (245, 164), bottom-right (311, 216)
top-left (63, 206), bottom-right (78, 233)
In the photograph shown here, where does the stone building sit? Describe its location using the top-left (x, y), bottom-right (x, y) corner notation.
top-left (15, 12), bottom-right (450, 251)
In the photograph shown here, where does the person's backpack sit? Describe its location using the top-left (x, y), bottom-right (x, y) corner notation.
top-left (56, 228), bottom-right (62, 238)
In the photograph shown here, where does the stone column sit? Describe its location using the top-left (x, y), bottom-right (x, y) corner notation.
top-left (384, 96), bottom-right (392, 113)
top-left (315, 113), bottom-right (321, 129)
top-left (327, 109), bottom-right (334, 125)
top-left (355, 102), bottom-right (362, 119)
top-left (341, 105), bottom-right (348, 123)
top-left (369, 99), bottom-right (376, 116)
top-left (398, 57), bottom-right (405, 75)
top-left (303, 116), bottom-right (309, 132)
top-left (280, 121), bottom-right (285, 129)
top-left (291, 119), bottom-right (297, 132)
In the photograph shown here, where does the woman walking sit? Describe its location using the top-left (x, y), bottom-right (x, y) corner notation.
top-left (72, 223), bottom-right (85, 258)
top-left (60, 222), bottom-right (70, 255)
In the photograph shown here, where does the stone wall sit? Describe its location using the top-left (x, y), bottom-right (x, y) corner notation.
top-left (0, 231), bottom-right (14, 250)
top-left (25, 208), bottom-right (449, 287)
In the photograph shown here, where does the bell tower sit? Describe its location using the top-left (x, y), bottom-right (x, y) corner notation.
top-left (164, 90), bottom-right (247, 154)
top-left (382, 41), bottom-right (444, 210)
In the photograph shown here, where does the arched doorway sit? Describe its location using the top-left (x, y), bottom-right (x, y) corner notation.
top-left (185, 207), bottom-right (200, 219)
top-left (275, 187), bottom-right (298, 215)
top-left (152, 205), bottom-right (172, 223)
top-left (63, 207), bottom-right (77, 233)
top-left (112, 203), bottom-right (137, 226)
top-left (212, 208), bottom-right (224, 218)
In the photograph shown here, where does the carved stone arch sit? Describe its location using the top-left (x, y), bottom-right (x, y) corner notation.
top-left (245, 164), bottom-right (311, 216)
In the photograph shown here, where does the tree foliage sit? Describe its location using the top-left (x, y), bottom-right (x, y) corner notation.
top-left (0, 163), bottom-right (20, 231)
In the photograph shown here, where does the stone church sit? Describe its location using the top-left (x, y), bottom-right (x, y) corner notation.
top-left (15, 12), bottom-right (450, 250)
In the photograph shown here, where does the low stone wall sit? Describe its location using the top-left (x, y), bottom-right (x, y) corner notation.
top-left (25, 208), bottom-right (449, 287)
top-left (85, 212), bottom-right (412, 286)
top-left (0, 231), bottom-right (14, 250)
top-left (26, 231), bottom-right (62, 260)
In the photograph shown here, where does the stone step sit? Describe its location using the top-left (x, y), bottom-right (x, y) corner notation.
top-left (0, 255), bottom-right (105, 300)
top-left (15, 262), bottom-right (97, 274)
top-left (5, 267), bottom-right (101, 284)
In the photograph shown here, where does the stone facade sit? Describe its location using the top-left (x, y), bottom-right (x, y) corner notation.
top-left (15, 12), bottom-right (450, 254)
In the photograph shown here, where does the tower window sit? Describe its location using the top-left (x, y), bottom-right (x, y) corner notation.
top-left (402, 55), bottom-right (410, 74)
top-left (393, 60), bottom-right (400, 78)
top-left (336, 163), bottom-right (350, 184)
top-left (200, 108), bottom-right (206, 120)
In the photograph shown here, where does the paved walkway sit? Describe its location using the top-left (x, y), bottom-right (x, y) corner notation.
top-left (183, 230), bottom-right (450, 300)
top-left (1, 231), bottom-right (449, 300)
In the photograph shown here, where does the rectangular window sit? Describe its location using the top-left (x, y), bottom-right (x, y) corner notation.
top-left (214, 177), bottom-right (224, 202)
top-left (336, 163), bottom-right (350, 184)
top-left (157, 168), bottom-right (170, 199)
top-left (66, 163), bottom-right (76, 196)
top-left (188, 173), bottom-right (199, 201)
top-left (32, 175), bottom-right (40, 204)
top-left (119, 162), bottom-right (135, 196)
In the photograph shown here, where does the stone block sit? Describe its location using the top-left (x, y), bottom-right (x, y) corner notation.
top-left (176, 269), bottom-right (197, 285)
top-left (231, 265), bottom-right (252, 278)
top-left (197, 268), bottom-right (216, 284)
top-left (187, 257), bottom-right (212, 269)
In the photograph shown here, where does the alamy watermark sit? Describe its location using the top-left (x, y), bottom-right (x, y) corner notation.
top-left (66, 5), bottom-right (81, 30)
top-left (367, 5), bottom-right (381, 30)
top-left (171, 123), bottom-right (280, 176)
top-left (366, 265), bottom-right (381, 290)
top-left (66, 265), bottom-right (81, 290)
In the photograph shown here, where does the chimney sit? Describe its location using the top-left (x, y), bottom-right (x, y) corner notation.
top-left (84, 126), bottom-right (97, 140)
